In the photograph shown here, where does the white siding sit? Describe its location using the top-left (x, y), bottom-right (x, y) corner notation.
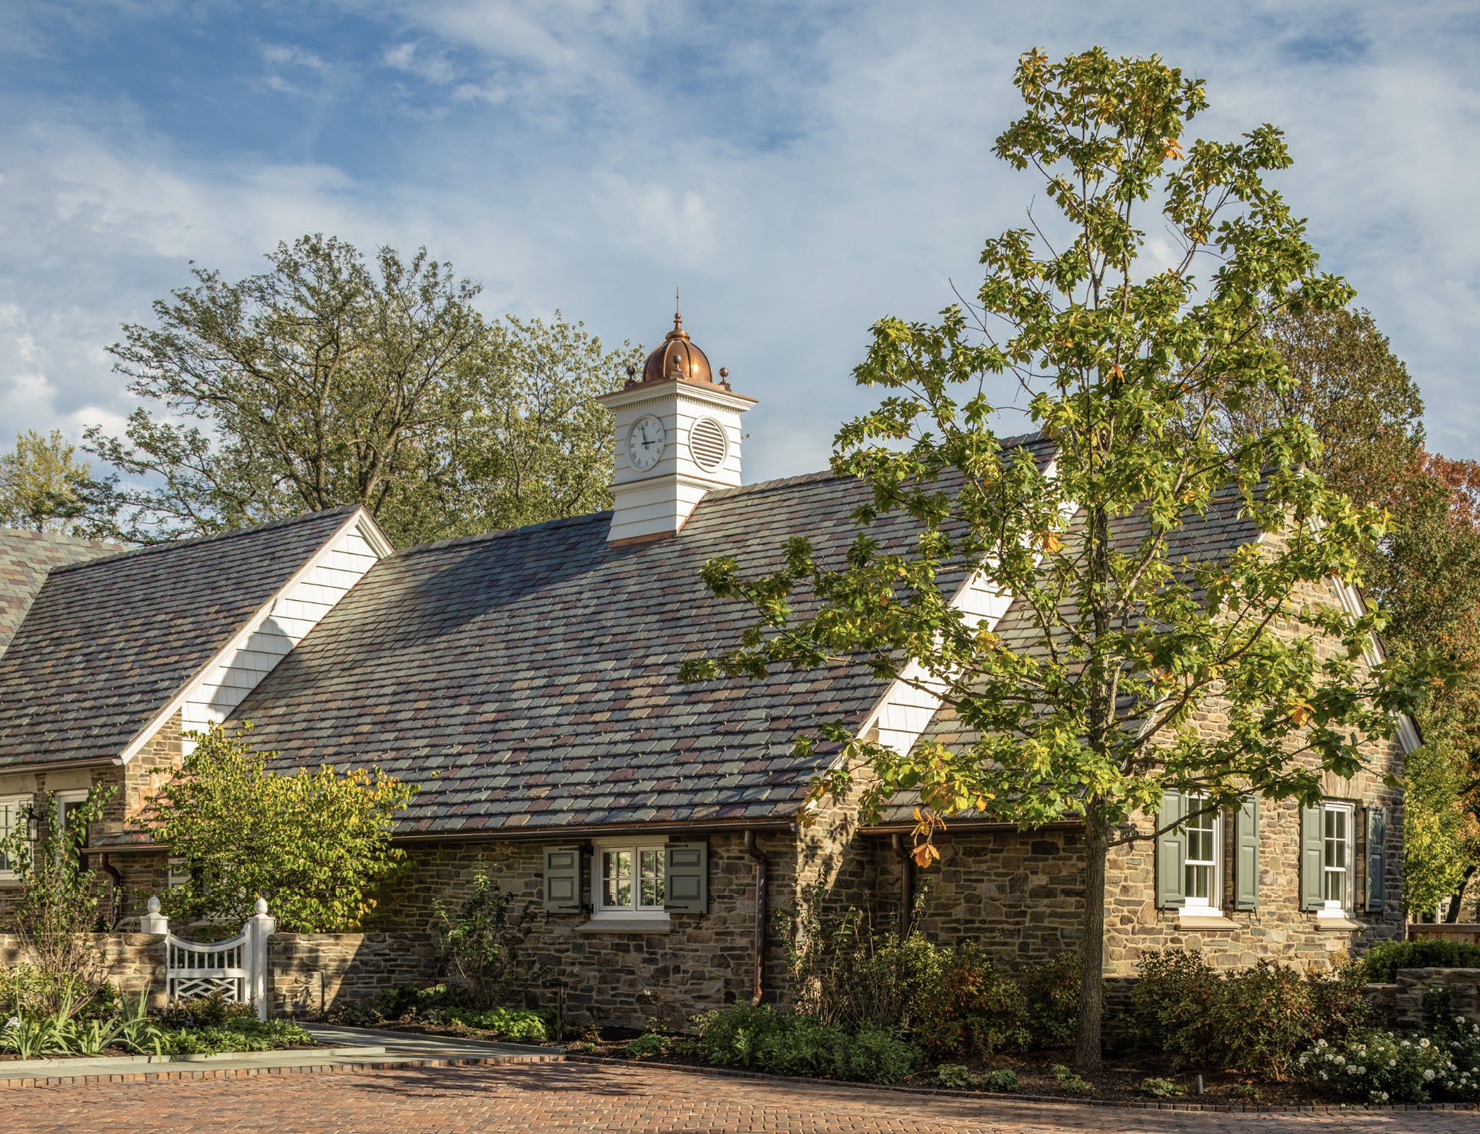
top-left (178, 520), bottom-right (383, 748)
top-left (869, 569), bottom-right (1014, 756)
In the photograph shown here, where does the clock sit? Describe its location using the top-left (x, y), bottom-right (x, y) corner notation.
top-left (626, 414), bottom-right (667, 471)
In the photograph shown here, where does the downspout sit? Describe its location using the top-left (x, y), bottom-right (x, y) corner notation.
top-left (890, 834), bottom-right (914, 938)
top-left (742, 830), bottom-right (767, 1006)
top-left (97, 853), bottom-right (126, 929)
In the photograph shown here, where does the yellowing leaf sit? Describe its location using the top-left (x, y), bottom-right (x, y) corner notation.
top-left (1041, 531), bottom-right (1064, 554)
top-left (912, 842), bottom-right (940, 869)
top-left (1162, 138), bottom-right (1184, 160)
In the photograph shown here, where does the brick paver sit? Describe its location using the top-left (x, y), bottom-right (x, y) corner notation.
top-left (3, 1060), bottom-right (1475, 1133)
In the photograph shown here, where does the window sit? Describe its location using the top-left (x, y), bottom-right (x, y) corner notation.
top-left (1182, 795), bottom-right (1220, 912)
top-left (55, 790), bottom-right (91, 841)
top-left (594, 841), bottom-right (667, 918)
top-left (0, 795), bottom-right (32, 878)
top-left (1321, 801), bottom-right (1353, 913)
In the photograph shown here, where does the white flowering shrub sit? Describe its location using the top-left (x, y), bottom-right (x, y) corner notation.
top-left (1299, 1018), bottom-right (1480, 1104)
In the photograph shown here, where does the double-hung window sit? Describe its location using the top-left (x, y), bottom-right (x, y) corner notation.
top-left (0, 795), bottom-right (33, 880)
top-left (1182, 795), bottom-right (1220, 913)
top-left (55, 790), bottom-right (91, 842)
top-left (1320, 801), bottom-right (1353, 914)
top-left (594, 841), bottom-right (667, 919)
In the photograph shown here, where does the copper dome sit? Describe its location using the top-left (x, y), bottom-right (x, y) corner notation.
top-left (636, 309), bottom-right (728, 389)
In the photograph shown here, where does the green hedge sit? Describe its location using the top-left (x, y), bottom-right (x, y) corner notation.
top-left (1362, 939), bottom-right (1480, 983)
top-left (696, 1004), bottom-right (922, 1084)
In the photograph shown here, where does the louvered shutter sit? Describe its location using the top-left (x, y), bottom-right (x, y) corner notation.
top-left (1155, 792), bottom-right (1187, 909)
top-left (1299, 804), bottom-right (1324, 912)
top-left (664, 842), bottom-right (708, 914)
top-left (1233, 797), bottom-right (1260, 911)
top-left (1365, 806), bottom-right (1388, 913)
top-left (543, 846), bottom-right (583, 913)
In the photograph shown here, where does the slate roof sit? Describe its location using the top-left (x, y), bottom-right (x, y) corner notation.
top-left (872, 483), bottom-right (1268, 825)
top-left (0, 529), bottom-right (119, 657)
top-left (0, 507), bottom-right (360, 768)
top-left (228, 435), bottom-right (1058, 836)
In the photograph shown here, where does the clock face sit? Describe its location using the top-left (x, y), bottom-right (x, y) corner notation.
top-left (627, 414), bottom-right (667, 471)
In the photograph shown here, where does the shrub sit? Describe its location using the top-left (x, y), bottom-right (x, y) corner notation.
top-left (934, 1063), bottom-right (973, 1089)
top-left (981, 1067), bottom-right (1020, 1092)
top-left (443, 1006), bottom-right (551, 1042)
top-left (782, 893), bottom-right (944, 1029)
top-left (1301, 1023), bottom-right (1480, 1104)
top-left (435, 870), bottom-right (545, 1010)
top-left (1134, 949), bottom-right (1368, 1079)
top-left (155, 990), bottom-right (257, 1030)
top-left (1362, 939), bottom-right (1480, 983)
top-left (1050, 1063), bottom-right (1091, 1095)
top-left (624, 1032), bottom-right (668, 1060)
top-left (914, 943), bottom-right (1030, 1059)
top-left (695, 1004), bottom-right (922, 1084)
top-left (1140, 1076), bottom-right (1183, 1098)
top-left (1021, 952), bottom-right (1079, 1049)
top-left (372, 983), bottom-right (469, 1021)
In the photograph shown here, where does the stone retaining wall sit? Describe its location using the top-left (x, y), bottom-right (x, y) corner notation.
top-left (1365, 967), bottom-right (1480, 1031)
top-left (267, 932), bottom-right (441, 1018)
top-left (1408, 923), bottom-right (1480, 946)
top-left (0, 932), bottom-right (167, 1007)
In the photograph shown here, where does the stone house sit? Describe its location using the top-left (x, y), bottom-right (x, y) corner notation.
top-left (0, 312), bottom-right (1417, 1026)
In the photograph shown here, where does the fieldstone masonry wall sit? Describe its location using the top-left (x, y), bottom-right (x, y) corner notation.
top-left (373, 830), bottom-right (797, 1028)
top-left (1365, 968), bottom-right (1480, 1030)
top-left (0, 932), bottom-right (167, 1007)
top-left (268, 932), bottom-right (440, 1018)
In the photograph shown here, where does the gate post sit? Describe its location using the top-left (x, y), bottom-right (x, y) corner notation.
top-left (140, 895), bottom-right (169, 935)
top-left (244, 897), bottom-right (276, 1021)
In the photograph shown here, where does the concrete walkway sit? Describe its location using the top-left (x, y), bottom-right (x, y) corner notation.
top-left (0, 1023), bottom-right (554, 1088)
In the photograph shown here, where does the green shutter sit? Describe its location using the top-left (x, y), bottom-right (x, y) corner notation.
top-left (1299, 804), bottom-right (1324, 912)
top-left (1365, 806), bottom-right (1387, 913)
top-left (664, 842), bottom-right (708, 914)
top-left (543, 846), bottom-right (582, 913)
top-left (1233, 797), bottom-right (1260, 911)
top-left (1155, 792), bottom-right (1187, 910)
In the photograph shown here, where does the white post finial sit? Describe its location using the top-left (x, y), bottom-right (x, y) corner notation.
top-left (244, 897), bottom-right (276, 1021)
top-left (140, 895), bottom-right (169, 935)
top-left (255, 896), bottom-right (268, 916)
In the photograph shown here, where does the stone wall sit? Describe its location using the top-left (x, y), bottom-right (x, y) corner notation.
top-left (370, 829), bottom-right (796, 1029)
top-left (1365, 968), bottom-right (1480, 1030)
top-left (267, 932), bottom-right (440, 1018)
top-left (0, 932), bottom-right (167, 1007)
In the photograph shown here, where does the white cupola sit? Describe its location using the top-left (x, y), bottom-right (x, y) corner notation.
top-left (596, 304), bottom-right (757, 544)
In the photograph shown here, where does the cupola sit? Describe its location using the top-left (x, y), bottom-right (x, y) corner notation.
top-left (596, 301), bottom-right (757, 545)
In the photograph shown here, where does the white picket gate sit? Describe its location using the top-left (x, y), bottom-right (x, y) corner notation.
top-left (142, 896), bottom-right (276, 1021)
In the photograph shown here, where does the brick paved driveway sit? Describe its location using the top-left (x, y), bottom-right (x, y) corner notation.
top-left (4, 1061), bottom-right (1475, 1133)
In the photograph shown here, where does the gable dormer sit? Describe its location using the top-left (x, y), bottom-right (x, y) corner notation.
top-left (596, 306), bottom-right (757, 545)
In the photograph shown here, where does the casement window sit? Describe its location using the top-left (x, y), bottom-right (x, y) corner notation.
top-left (0, 795), bottom-right (33, 879)
top-left (1182, 795), bottom-right (1220, 912)
top-left (595, 841), bottom-right (667, 917)
top-left (543, 841), bottom-right (708, 918)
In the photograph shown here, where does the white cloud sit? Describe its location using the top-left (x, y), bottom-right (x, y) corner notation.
top-left (383, 41), bottom-right (459, 85)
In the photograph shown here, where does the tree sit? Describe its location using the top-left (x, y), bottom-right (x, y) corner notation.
top-left (151, 725), bottom-right (415, 932)
top-left (686, 48), bottom-right (1426, 1070)
top-left (85, 235), bottom-right (640, 546)
top-left (1215, 306), bottom-right (1425, 513)
top-left (0, 787), bottom-right (115, 1018)
top-left (0, 429), bottom-right (96, 534)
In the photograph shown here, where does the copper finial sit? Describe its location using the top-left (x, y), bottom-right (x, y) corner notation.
top-left (666, 285), bottom-right (690, 342)
top-left (624, 364), bottom-right (636, 385)
top-left (718, 366), bottom-right (730, 390)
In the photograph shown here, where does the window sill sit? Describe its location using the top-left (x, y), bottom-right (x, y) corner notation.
top-left (575, 917), bottom-right (672, 934)
top-left (1176, 913), bottom-right (1237, 930)
top-left (1314, 915), bottom-right (1362, 931)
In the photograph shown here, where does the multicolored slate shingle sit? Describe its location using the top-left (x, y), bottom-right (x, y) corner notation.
top-left (0, 528), bottom-right (118, 657)
top-left (0, 507), bottom-right (360, 767)
top-left (231, 437), bottom-right (1056, 835)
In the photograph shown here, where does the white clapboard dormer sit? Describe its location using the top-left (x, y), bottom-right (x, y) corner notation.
top-left (597, 306), bottom-right (757, 544)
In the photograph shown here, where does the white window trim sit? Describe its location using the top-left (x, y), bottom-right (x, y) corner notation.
top-left (1179, 795), bottom-right (1222, 919)
top-left (589, 839), bottom-right (671, 923)
top-left (1318, 800), bottom-right (1355, 918)
top-left (54, 790), bottom-right (90, 833)
top-left (0, 794), bottom-right (34, 881)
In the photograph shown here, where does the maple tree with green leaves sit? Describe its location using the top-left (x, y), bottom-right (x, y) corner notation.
top-left (688, 48), bottom-right (1432, 1070)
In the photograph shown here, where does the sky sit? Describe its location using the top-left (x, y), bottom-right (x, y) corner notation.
top-left (2, 1), bottom-right (1478, 485)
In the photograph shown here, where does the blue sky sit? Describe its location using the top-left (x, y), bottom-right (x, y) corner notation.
top-left (3, 1), bottom-right (1479, 483)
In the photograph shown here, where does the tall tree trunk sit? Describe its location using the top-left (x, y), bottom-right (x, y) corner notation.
top-left (1444, 864), bottom-right (1476, 923)
top-left (1074, 806), bottom-right (1111, 1074)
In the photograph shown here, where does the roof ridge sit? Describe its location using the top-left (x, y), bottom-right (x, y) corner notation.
top-left (47, 504), bottom-right (361, 574)
top-left (0, 528), bottom-right (120, 551)
top-left (394, 509), bottom-right (613, 558)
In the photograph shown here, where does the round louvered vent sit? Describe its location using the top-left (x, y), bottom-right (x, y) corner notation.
top-left (688, 417), bottom-right (728, 472)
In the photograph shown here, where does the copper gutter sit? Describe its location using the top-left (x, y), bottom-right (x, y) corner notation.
top-left (743, 830), bottom-right (768, 1006)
